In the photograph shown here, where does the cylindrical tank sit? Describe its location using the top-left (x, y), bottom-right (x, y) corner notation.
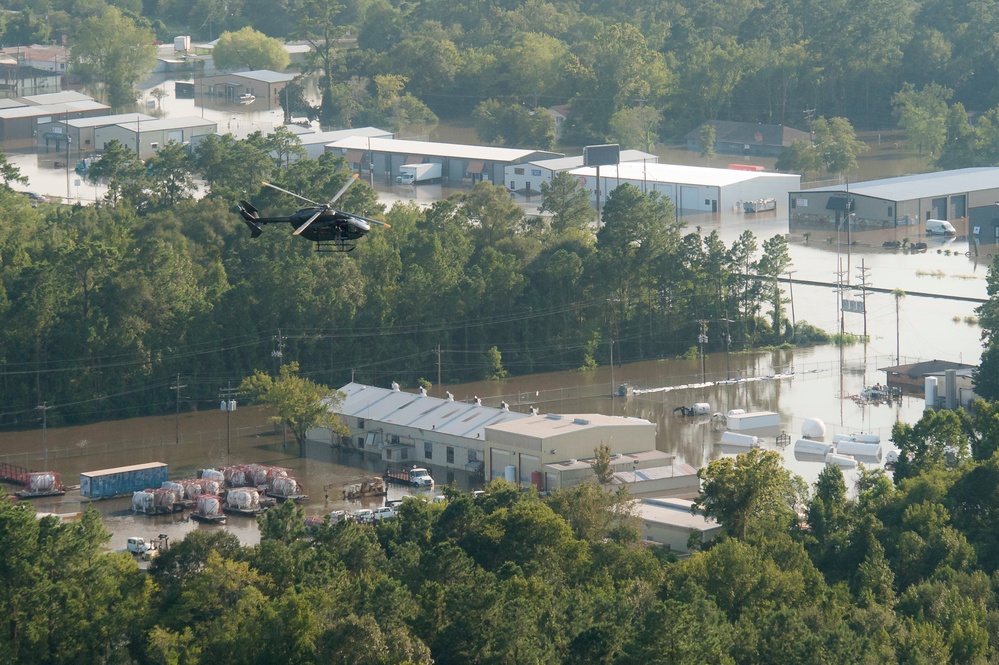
top-left (201, 468), bottom-right (225, 483)
top-left (802, 418), bottom-right (826, 439)
top-left (227, 488), bottom-right (260, 510)
top-left (531, 471), bottom-right (543, 491)
top-left (27, 472), bottom-right (58, 493)
top-left (721, 431), bottom-right (759, 447)
top-left (504, 465), bottom-right (516, 483)
top-left (946, 369), bottom-right (958, 410)
top-left (692, 403), bottom-right (711, 415)
top-left (925, 376), bottom-right (938, 410)
top-left (131, 491), bottom-right (154, 513)
top-left (794, 439), bottom-right (834, 456)
top-left (825, 452), bottom-right (858, 468)
top-left (196, 494), bottom-right (223, 516)
top-left (831, 433), bottom-right (856, 444)
top-left (836, 440), bottom-right (883, 460)
top-left (727, 408), bottom-right (746, 417)
top-left (161, 481), bottom-right (184, 494)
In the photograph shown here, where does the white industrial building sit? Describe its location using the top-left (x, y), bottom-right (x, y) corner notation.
top-left (37, 113), bottom-right (155, 156)
top-left (633, 498), bottom-right (723, 553)
top-left (325, 136), bottom-right (562, 186)
top-left (292, 126), bottom-right (393, 161)
top-left (503, 149), bottom-right (659, 195)
top-left (309, 382), bottom-right (692, 492)
top-left (569, 162), bottom-right (801, 213)
top-left (94, 116), bottom-right (217, 159)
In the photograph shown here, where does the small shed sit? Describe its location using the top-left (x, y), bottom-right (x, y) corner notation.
top-left (199, 69), bottom-right (294, 110)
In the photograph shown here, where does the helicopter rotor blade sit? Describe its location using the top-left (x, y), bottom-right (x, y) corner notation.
top-left (327, 174), bottom-right (360, 206)
top-left (293, 208), bottom-right (325, 236)
top-left (347, 213), bottom-right (391, 228)
top-left (262, 181), bottom-right (321, 206)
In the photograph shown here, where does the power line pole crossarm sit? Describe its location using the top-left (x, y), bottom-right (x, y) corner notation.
top-left (169, 373), bottom-right (187, 445)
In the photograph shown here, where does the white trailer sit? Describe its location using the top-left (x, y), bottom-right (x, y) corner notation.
top-left (396, 162), bottom-right (442, 185)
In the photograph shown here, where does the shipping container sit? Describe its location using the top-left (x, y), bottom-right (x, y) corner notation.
top-left (81, 462), bottom-right (169, 499)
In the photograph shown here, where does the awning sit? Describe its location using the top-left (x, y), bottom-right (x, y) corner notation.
top-left (466, 160), bottom-right (485, 174)
top-left (346, 149), bottom-right (364, 162)
top-left (405, 155), bottom-right (423, 165)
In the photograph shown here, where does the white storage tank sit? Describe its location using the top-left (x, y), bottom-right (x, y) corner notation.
top-left (925, 376), bottom-right (938, 410)
top-left (504, 465), bottom-right (517, 483)
top-left (692, 403), bottom-right (711, 415)
top-left (836, 440), bottom-right (883, 460)
top-left (794, 439), bottom-right (834, 456)
top-left (721, 431), bottom-right (760, 447)
top-left (801, 418), bottom-right (826, 439)
top-left (825, 452), bottom-right (858, 468)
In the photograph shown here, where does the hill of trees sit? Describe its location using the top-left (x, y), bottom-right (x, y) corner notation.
top-left (0, 135), bottom-right (809, 430)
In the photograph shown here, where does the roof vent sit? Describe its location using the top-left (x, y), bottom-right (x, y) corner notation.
top-left (418, 386), bottom-right (427, 396)
top-left (573, 418), bottom-right (590, 425)
top-left (391, 381), bottom-right (400, 392)
top-left (612, 453), bottom-right (624, 459)
top-left (445, 391), bottom-right (454, 401)
top-left (530, 406), bottom-right (539, 415)
top-left (500, 401), bottom-right (509, 411)
top-left (546, 413), bottom-right (563, 420)
top-left (564, 459), bottom-right (577, 465)
top-left (473, 396), bottom-right (482, 406)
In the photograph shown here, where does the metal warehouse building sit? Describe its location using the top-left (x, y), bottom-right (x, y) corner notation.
top-left (94, 116), bottom-right (218, 159)
top-left (503, 149), bottom-right (658, 195)
top-left (325, 136), bottom-right (562, 186)
top-left (569, 162), bottom-right (801, 213)
top-left (788, 167), bottom-right (999, 243)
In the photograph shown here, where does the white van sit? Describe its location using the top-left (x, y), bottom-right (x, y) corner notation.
top-left (926, 219), bottom-right (956, 236)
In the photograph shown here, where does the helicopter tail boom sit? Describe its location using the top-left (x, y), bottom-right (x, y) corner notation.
top-left (236, 201), bottom-right (264, 238)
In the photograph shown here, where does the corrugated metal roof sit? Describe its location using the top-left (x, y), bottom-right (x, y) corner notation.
top-left (82, 461), bottom-right (168, 478)
top-left (327, 136), bottom-right (562, 162)
top-left (0, 100), bottom-right (109, 119)
top-left (524, 149), bottom-right (658, 172)
top-left (334, 382), bottom-right (530, 440)
top-left (111, 116), bottom-right (217, 132)
top-left (632, 497), bottom-right (719, 529)
top-left (233, 69), bottom-right (295, 83)
top-left (20, 91), bottom-right (93, 105)
top-left (570, 161), bottom-right (801, 188)
top-left (802, 167), bottom-right (999, 202)
top-left (297, 126), bottom-right (391, 145)
top-left (486, 412), bottom-right (655, 438)
top-left (65, 113), bottom-right (155, 128)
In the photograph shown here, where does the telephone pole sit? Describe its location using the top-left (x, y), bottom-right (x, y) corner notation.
top-left (272, 330), bottom-right (287, 447)
top-left (169, 374), bottom-right (186, 444)
top-left (36, 402), bottom-right (50, 470)
top-left (697, 320), bottom-right (709, 383)
top-left (855, 260), bottom-right (871, 339)
top-left (219, 383), bottom-right (238, 459)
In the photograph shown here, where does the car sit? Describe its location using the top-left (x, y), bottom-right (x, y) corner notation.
top-left (351, 508), bottom-right (374, 523)
top-left (372, 506), bottom-right (396, 521)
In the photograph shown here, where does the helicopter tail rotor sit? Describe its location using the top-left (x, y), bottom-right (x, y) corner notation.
top-left (236, 201), bottom-right (264, 238)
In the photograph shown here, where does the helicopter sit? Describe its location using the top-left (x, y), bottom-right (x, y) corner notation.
top-left (235, 174), bottom-right (390, 252)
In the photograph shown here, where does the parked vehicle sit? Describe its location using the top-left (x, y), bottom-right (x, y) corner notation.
top-left (351, 508), bottom-right (374, 523)
top-left (126, 536), bottom-right (150, 554)
top-left (395, 162), bottom-right (441, 185)
top-left (926, 219), bottom-right (956, 236)
top-left (372, 506), bottom-right (396, 521)
top-left (343, 476), bottom-right (386, 500)
top-left (384, 466), bottom-right (435, 488)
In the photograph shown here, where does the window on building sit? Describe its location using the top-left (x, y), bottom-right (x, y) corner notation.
top-left (357, 436), bottom-right (364, 448)
top-left (150, 142), bottom-right (159, 150)
top-left (468, 449), bottom-right (477, 462)
top-left (401, 448), bottom-right (409, 461)
top-left (447, 447), bottom-right (454, 464)
top-left (424, 441), bottom-right (433, 460)
top-left (391, 434), bottom-right (400, 445)
top-left (446, 470), bottom-right (455, 484)
top-left (514, 167), bottom-right (524, 175)
top-left (358, 418), bottom-right (365, 430)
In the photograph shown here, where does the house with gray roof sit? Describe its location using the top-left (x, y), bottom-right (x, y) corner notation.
top-left (686, 120), bottom-right (811, 157)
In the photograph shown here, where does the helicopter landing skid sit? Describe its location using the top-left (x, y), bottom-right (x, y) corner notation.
top-left (315, 239), bottom-right (356, 253)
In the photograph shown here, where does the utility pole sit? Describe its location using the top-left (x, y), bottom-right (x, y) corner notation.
top-left (169, 374), bottom-right (186, 444)
top-left (36, 402), bottom-right (50, 470)
top-left (786, 270), bottom-right (797, 339)
top-left (697, 320), bottom-right (709, 383)
top-left (272, 330), bottom-right (287, 447)
top-left (219, 383), bottom-right (238, 459)
top-left (436, 344), bottom-right (442, 394)
top-left (835, 258), bottom-right (848, 336)
top-left (722, 316), bottom-right (733, 380)
top-left (855, 260), bottom-right (871, 339)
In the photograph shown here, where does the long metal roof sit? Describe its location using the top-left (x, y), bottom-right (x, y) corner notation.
top-left (327, 136), bottom-right (562, 162)
top-left (232, 69), bottom-right (295, 83)
top-left (110, 116), bottom-right (217, 132)
top-left (570, 161), bottom-right (801, 187)
top-left (334, 382), bottom-right (529, 439)
top-left (802, 167), bottom-right (999, 202)
top-left (297, 126), bottom-right (391, 146)
top-left (0, 100), bottom-right (109, 119)
top-left (523, 149), bottom-right (658, 171)
top-left (65, 113), bottom-right (155, 128)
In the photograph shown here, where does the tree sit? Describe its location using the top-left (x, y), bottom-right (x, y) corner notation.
top-left (812, 116), bottom-right (866, 175)
top-left (693, 448), bottom-right (806, 540)
top-left (538, 172), bottom-right (596, 243)
top-left (294, 0), bottom-right (349, 126)
top-left (71, 7), bottom-right (157, 109)
top-left (213, 27), bottom-right (290, 71)
top-left (776, 139), bottom-right (822, 177)
top-left (473, 100), bottom-right (555, 149)
top-left (891, 82), bottom-right (952, 157)
top-left (891, 408), bottom-right (971, 481)
top-left (590, 442), bottom-right (614, 484)
top-left (86, 139), bottom-right (147, 204)
top-left (144, 141), bottom-right (195, 209)
top-left (699, 123), bottom-right (717, 160)
top-left (484, 346), bottom-right (507, 380)
top-left (974, 261), bottom-right (999, 400)
top-left (239, 361), bottom-right (348, 457)
top-left (0, 147), bottom-right (28, 188)
top-left (608, 105), bottom-right (662, 152)
top-left (757, 234), bottom-right (793, 338)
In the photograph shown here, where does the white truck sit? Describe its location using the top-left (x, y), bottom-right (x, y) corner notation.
top-left (926, 218), bottom-right (956, 236)
top-left (395, 162), bottom-right (442, 185)
top-left (126, 536), bottom-right (150, 555)
top-left (384, 466), bottom-right (435, 488)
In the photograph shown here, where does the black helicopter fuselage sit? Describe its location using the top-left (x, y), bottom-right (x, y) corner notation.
top-left (286, 207), bottom-right (370, 242)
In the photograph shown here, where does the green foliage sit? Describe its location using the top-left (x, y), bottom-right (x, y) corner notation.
top-left (213, 26), bottom-right (291, 71)
top-left (473, 99), bottom-right (556, 149)
top-left (70, 7), bottom-right (157, 109)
